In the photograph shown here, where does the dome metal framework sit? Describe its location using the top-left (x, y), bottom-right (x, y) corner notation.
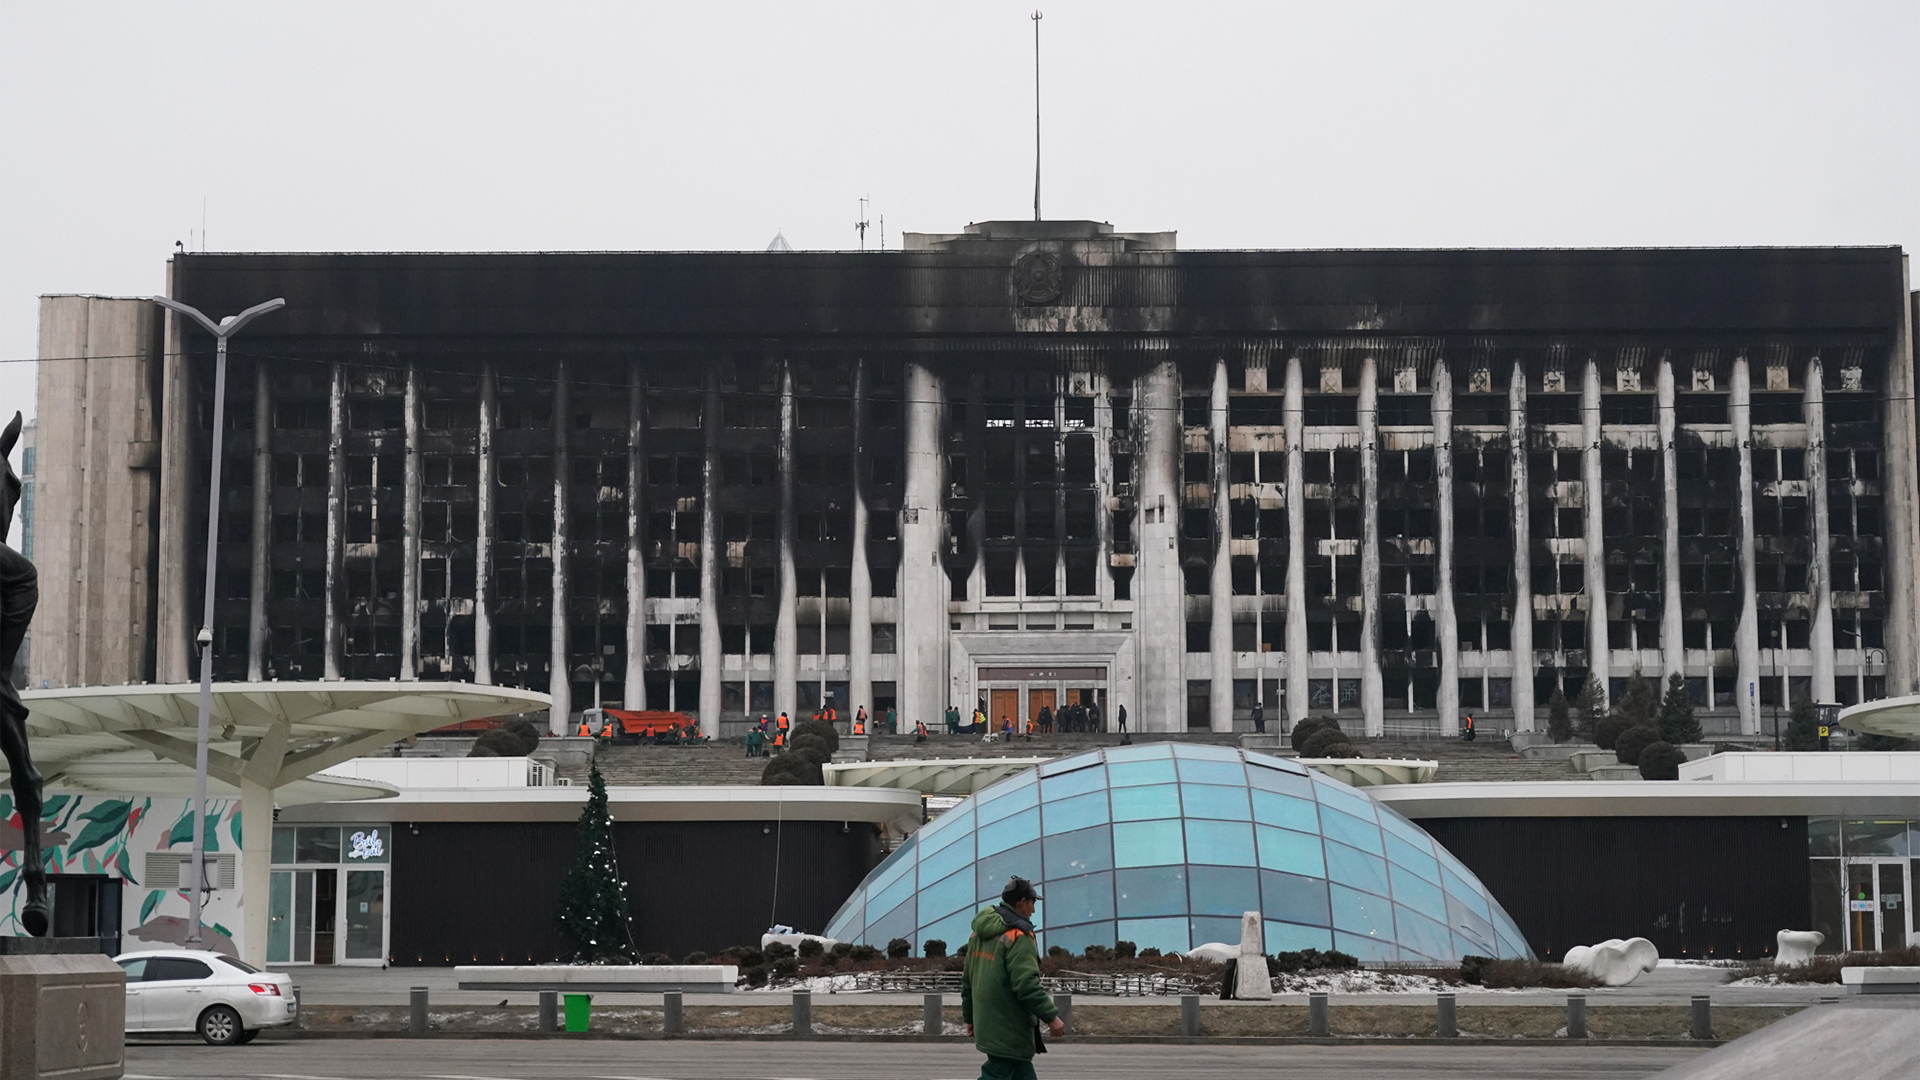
top-left (824, 742), bottom-right (1533, 962)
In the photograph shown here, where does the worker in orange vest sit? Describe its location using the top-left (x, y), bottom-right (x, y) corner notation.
top-left (577, 716), bottom-right (594, 737)
top-left (1023, 715), bottom-right (1035, 741)
top-left (853, 711), bottom-right (866, 735)
top-left (777, 712), bottom-right (790, 739)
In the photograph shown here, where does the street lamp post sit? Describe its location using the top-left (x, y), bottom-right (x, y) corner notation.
top-left (151, 295), bottom-right (286, 946)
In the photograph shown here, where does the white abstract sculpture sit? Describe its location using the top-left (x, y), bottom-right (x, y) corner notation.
top-left (1185, 941), bottom-right (1237, 963)
top-left (762, 931), bottom-right (837, 951)
top-left (1561, 937), bottom-right (1659, 986)
top-left (1233, 911), bottom-right (1273, 1000)
top-left (1774, 929), bottom-right (1824, 966)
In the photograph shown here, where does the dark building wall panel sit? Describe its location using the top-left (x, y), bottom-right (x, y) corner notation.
top-left (390, 819), bottom-right (881, 965)
top-left (1421, 816), bottom-right (1810, 961)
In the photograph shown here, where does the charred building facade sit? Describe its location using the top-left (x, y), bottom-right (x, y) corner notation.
top-left (34, 223), bottom-right (1920, 735)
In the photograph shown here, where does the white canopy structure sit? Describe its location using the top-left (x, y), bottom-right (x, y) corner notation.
top-left (1839, 695), bottom-right (1920, 740)
top-left (8, 681), bottom-right (550, 963)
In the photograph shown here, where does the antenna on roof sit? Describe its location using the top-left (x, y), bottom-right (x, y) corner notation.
top-left (1031, 10), bottom-right (1043, 221)
top-left (856, 195), bottom-right (870, 251)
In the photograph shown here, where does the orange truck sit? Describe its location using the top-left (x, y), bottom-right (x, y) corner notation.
top-left (583, 708), bottom-right (698, 742)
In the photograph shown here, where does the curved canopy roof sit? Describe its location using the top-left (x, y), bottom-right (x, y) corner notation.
top-left (1838, 695), bottom-right (1920, 739)
top-left (7, 681), bottom-right (551, 801)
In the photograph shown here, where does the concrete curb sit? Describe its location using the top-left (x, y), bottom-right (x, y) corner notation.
top-left (248, 1031), bottom-right (1729, 1048)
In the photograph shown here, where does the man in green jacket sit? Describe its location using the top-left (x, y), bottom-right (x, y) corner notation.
top-left (962, 877), bottom-right (1063, 1080)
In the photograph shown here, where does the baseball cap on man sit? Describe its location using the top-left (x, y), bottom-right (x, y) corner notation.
top-left (1001, 876), bottom-right (1042, 904)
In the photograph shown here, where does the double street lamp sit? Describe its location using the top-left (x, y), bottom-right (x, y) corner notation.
top-left (150, 295), bottom-right (286, 946)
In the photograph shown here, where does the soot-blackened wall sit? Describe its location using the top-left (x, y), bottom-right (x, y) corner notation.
top-left (389, 819), bottom-right (882, 965)
top-left (1421, 816), bottom-right (1810, 960)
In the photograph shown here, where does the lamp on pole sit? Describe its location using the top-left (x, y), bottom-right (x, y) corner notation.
top-left (151, 295), bottom-right (286, 946)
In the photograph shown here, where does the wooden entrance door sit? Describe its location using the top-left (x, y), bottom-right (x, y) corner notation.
top-left (989, 689), bottom-right (1018, 731)
top-left (1028, 688), bottom-right (1057, 728)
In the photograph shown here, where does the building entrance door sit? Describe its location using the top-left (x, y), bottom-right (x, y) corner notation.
top-left (1027, 688), bottom-right (1057, 730)
top-left (989, 689), bottom-right (1019, 732)
top-left (1846, 859), bottom-right (1911, 952)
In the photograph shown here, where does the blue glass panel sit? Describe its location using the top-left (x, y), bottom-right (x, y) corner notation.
top-left (918, 908), bottom-right (973, 954)
top-left (1394, 904), bottom-right (1455, 961)
top-left (1385, 833), bottom-right (1441, 884)
top-left (919, 807), bottom-right (972, 855)
top-left (1113, 819), bottom-right (1185, 867)
top-left (1377, 805), bottom-right (1433, 851)
top-left (1251, 789), bottom-right (1320, 833)
top-left (1266, 921), bottom-right (1334, 953)
top-left (977, 839), bottom-right (1041, 903)
top-left (1041, 765), bottom-right (1107, 801)
top-left (869, 866), bottom-right (918, 923)
top-left (1191, 916), bottom-right (1245, 948)
top-left (1247, 752), bottom-right (1310, 776)
top-left (1044, 921), bottom-right (1117, 956)
top-left (918, 867), bottom-right (976, 924)
top-left (1041, 754), bottom-right (1100, 777)
top-left (1184, 819), bottom-right (1257, 866)
top-left (979, 806), bottom-right (1040, 856)
top-left (1171, 742), bottom-right (1242, 761)
top-left (1335, 930), bottom-right (1398, 962)
top-left (1329, 883), bottom-right (1394, 939)
top-left (1104, 741), bottom-right (1173, 763)
top-left (1042, 790), bottom-right (1109, 834)
top-left (1388, 863), bottom-right (1446, 915)
top-left (1117, 916), bottom-right (1190, 955)
top-left (1255, 825), bottom-right (1325, 878)
top-left (1319, 807), bottom-right (1384, 855)
top-left (978, 767), bottom-right (1038, 802)
top-left (1324, 841), bottom-right (1390, 896)
top-left (978, 779), bottom-right (1039, 826)
top-left (1439, 865), bottom-right (1491, 920)
top-left (1188, 865), bottom-right (1260, 917)
top-left (1176, 756), bottom-right (1249, 786)
top-left (1046, 871), bottom-right (1116, 924)
top-left (866, 895), bottom-right (916, 947)
top-left (1107, 757), bottom-right (1178, 787)
top-left (1111, 783), bottom-right (1182, 821)
top-left (1043, 824), bottom-right (1113, 878)
top-left (1246, 764), bottom-right (1315, 797)
top-left (1180, 783), bottom-right (1251, 820)
top-left (1491, 907), bottom-right (1531, 959)
top-left (825, 897), bottom-right (863, 941)
top-left (1445, 893), bottom-right (1497, 954)
top-left (918, 829), bottom-right (974, 887)
top-left (1260, 869), bottom-right (1331, 927)
top-left (1311, 779), bottom-right (1379, 823)
top-left (1449, 932), bottom-right (1485, 960)
top-left (1115, 865), bottom-right (1189, 918)
top-left (867, 838), bottom-right (918, 896)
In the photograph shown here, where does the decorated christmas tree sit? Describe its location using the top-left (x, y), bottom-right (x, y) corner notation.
top-left (553, 767), bottom-right (637, 963)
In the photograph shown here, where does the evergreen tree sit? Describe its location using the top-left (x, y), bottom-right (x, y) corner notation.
top-left (1574, 674), bottom-right (1606, 741)
top-left (1657, 671), bottom-right (1702, 744)
top-left (1783, 698), bottom-right (1821, 752)
top-left (1611, 670), bottom-right (1658, 730)
top-left (1546, 684), bottom-right (1572, 743)
top-left (554, 767), bottom-right (637, 963)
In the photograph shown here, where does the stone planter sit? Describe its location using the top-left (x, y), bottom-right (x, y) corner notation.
top-left (455, 964), bottom-right (738, 993)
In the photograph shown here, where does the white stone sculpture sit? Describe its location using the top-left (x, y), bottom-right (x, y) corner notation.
top-left (1774, 930), bottom-right (1824, 966)
top-left (1185, 941), bottom-right (1237, 963)
top-left (1234, 911), bottom-right (1273, 1000)
top-left (1561, 937), bottom-right (1659, 986)
top-left (762, 931), bottom-right (837, 952)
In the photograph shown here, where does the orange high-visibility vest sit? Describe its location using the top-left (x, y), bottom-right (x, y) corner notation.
top-left (577, 722), bottom-right (592, 737)
top-left (854, 717), bottom-right (865, 734)
top-left (778, 713), bottom-right (790, 731)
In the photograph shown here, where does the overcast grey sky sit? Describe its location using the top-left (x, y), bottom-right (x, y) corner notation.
top-left (3, 1), bottom-right (1916, 426)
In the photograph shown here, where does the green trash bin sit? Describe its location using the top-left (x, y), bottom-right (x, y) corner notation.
top-left (563, 992), bottom-right (592, 1033)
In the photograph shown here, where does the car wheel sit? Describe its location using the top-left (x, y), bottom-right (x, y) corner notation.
top-left (198, 1005), bottom-right (244, 1046)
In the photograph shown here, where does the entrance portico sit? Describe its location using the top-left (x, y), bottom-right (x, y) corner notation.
top-left (950, 631), bottom-right (1134, 731)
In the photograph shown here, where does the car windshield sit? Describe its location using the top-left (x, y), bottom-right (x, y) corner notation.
top-left (215, 955), bottom-right (262, 975)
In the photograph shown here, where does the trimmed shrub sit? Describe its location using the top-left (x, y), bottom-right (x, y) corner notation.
top-left (829, 941), bottom-right (854, 958)
top-left (1139, 948), bottom-right (1163, 959)
top-left (1658, 672), bottom-right (1702, 744)
top-left (1639, 741), bottom-right (1687, 781)
top-left (1318, 741), bottom-right (1363, 759)
top-left (1113, 940), bottom-right (1138, 959)
top-left (761, 754), bottom-right (824, 786)
top-left (763, 941), bottom-right (797, 961)
top-left (1291, 716), bottom-right (1341, 753)
top-left (682, 951), bottom-right (711, 965)
top-left (789, 733), bottom-right (835, 765)
top-left (923, 939), bottom-right (948, 959)
top-left (1592, 713), bottom-right (1633, 752)
top-left (793, 720), bottom-right (840, 753)
top-left (797, 938), bottom-right (824, 958)
top-left (1459, 954), bottom-right (1491, 985)
top-left (1546, 685), bottom-right (1572, 744)
top-left (1082, 945), bottom-right (1113, 961)
top-left (728, 947), bottom-right (765, 968)
top-left (640, 952), bottom-right (672, 965)
top-left (1613, 724), bottom-right (1660, 766)
top-left (1299, 726), bottom-right (1348, 758)
top-left (741, 965), bottom-right (769, 988)
top-left (849, 944), bottom-right (881, 962)
top-left (772, 957), bottom-right (799, 978)
top-left (886, 938), bottom-right (912, 960)
top-left (1270, 948), bottom-right (1360, 974)
top-left (1047, 945), bottom-right (1071, 960)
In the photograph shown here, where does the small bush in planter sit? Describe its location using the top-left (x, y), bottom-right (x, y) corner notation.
top-left (923, 939), bottom-right (948, 959)
top-left (731, 948), bottom-right (766, 968)
top-left (1639, 741), bottom-right (1687, 781)
top-left (1613, 724), bottom-right (1660, 766)
top-left (1113, 940), bottom-right (1137, 959)
top-left (741, 965), bottom-right (769, 988)
top-left (887, 937), bottom-right (912, 960)
top-left (764, 941), bottom-right (797, 962)
top-left (829, 941), bottom-right (854, 959)
top-left (1459, 954), bottom-right (1491, 985)
top-left (1592, 714), bottom-right (1632, 751)
top-left (818, 953), bottom-right (840, 968)
top-left (849, 944), bottom-right (881, 962)
top-left (1082, 945), bottom-right (1113, 961)
top-left (797, 938), bottom-right (824, 959)
top-left (1047, 945), bottom-right (1071, 960)
top-left (1300, 726), bottom-right (1349, 757)
top-left (682, 951), bottom-right (711, 965)
top-left (1139, 947), bottom-right (1162, 959)
top-left (1291, 716), bottom-right (1341, 753)
top-left (640, 952), bottom-right (672, 966)
top-left (771, 957), bottom-right (799, 978)
top-left (1318, 741), bottom-right (1363, 759)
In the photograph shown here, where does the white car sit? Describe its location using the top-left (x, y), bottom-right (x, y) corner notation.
top-left (113, 950), bottom-right (297, 1045)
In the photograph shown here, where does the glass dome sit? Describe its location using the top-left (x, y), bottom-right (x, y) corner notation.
top-left (823, 742), bottom-right (1532, 962)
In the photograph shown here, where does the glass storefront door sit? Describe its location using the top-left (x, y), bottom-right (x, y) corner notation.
top-left (268, 825), bottom-right (391, 965)
top-left (1846, 859), bottom-right (1911, 953)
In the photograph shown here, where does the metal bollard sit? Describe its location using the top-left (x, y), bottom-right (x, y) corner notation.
top-left (1436, 992), bottom-right (1457, 1038)
top-left (791, 988), bottom-right (813, 1037)
top-left (1690, 995), bottom-right (1712, 1040)
top-left (1566, 994), bottom-right (1587, 1039)
top-left (1308, 992), bottom-right (1329, 1038)
top-left (538, 989), bottom-right (558, 1033)
top-left (924, 993), bottom-right (943, 1038)
top-left (664, 990), bottom-right (684, 1035)
top-left (409, 986), bottom-right (429, 1037)
top-left (1051, 993), bottom-right (1072, 1035)
top-left (1179, 993), bottom-right (1201, 1037)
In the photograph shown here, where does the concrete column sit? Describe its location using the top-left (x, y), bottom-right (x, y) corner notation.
top-left (155, 267), bottom-right (195, 684)
top-left (624, 362), bottom-right (645, 709)
top-left (1509, 361), bottom-right (1535, 730)
top-left (475, 364), bottom-right (495, 685)
top-left (247, 364), bottom-right (271, 681)
top-left (1658, 357), bottom-right (1683, 679)
top-left (774, 361), bottom-right (798, 718)
top-left (1209, 356), bottom-right (1234, 732)
top-left (239, 777), bottom-right (273, 967)
top-left (1285, 356), bottom-right (1309, 728)
top-left (549, 362), bottom-right (571, 730)
top-left (1095, 372), bottom-right (1114, 608)
top-left (323, 363), bottom-right (345, 680)
top-left (1581, 357), bottom-right (1610, 702)
top-left (1806, 358), bottom-right (1836, 702)
top-left (899, 359), bottom-right (947, 728)
top-left (1884, 280), bottom-right (1920, 695)
top-left (1135, 358), bottom-right (1183, 732)
top-left (401, 363), bottom-right (421, 681)
top-left (1433, 359), bottom-right (1459, 734)
top-left (698, 371), bottom-right (722, 736)
top-left (1358, 356), bottom-right (1383, 735)
top-left (1732, 356), bottom-right (1760, 733)
top-left (849, 359), bottom-right (874, 722)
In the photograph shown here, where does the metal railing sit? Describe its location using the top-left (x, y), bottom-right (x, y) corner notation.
top-left (831, 970), bottom-right (1199, 997)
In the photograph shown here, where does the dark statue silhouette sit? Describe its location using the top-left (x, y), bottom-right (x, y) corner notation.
top-left (0, 413), bottom-right (44, 934)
